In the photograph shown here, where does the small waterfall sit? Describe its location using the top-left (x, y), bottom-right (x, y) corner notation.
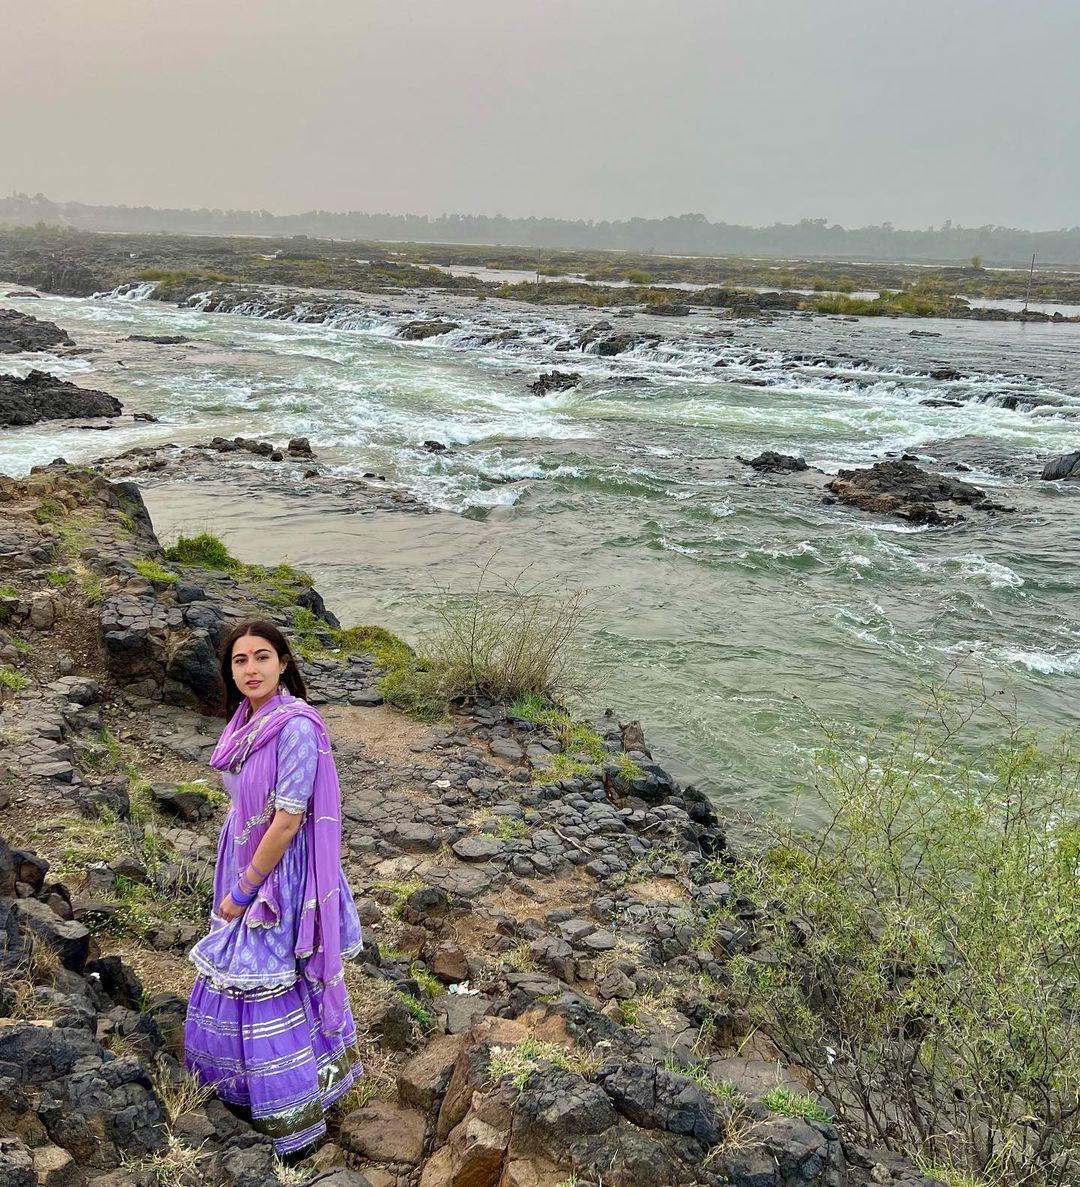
top-left (93, 280), bottom-right (158, 301)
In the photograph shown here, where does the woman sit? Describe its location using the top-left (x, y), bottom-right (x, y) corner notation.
top-left (184, 618), bottom-right (364, 1158)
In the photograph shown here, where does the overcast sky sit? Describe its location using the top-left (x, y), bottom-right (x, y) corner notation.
top-left (4, 0), bottom-right (1078, 229)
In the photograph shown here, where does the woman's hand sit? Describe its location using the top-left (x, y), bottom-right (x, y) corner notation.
top-left (217, 893), bottom-right (247, 921)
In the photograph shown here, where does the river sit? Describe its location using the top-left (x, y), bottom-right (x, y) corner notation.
top-left (2, 286), bottom-right (1078, 816)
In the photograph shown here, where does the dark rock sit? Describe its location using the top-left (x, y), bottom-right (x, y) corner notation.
top-left (0, 370), bottom-right (122, 426)
top-left (422, 440), bottom-right (448, 453)
top-left (0, 1136), bottom-right (35, 1187)
top-left (287, 436), bottom-right (314, 457)
top-left (646, 303), bottom-right (692, 316)
top-left (452, 836), bottom-right (503, 862)
top-left (740, 451), bottom-right (809, 474)
top-left (220, 1142), bottom-right (279, 1187)
top-left (398, 320), bottom-right (458, 341)
top-left (85, 955), bottom-right (144, 1010)
top-left (598, 1063), bottom-right (726, 1146)
top-left (368, 997), bottom-right (416, 1051)
top-left (0, 309), bottom-right (73, 354)
top-left (528, 370), bottom-right (581, 396)
top-left (825, 461), bottom-right (1006, 523)
top-left (124, 334), bottom-right (191, 345)
top-left (13, 898), bottom-right (90, 973)
top-left (1041, 450), bottom-right (1080, 481)
top-left (150, 782), bottom-right (215, 823)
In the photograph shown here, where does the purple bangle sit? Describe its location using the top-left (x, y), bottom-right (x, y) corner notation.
top-left (231, 881), bottom-right (256, 906)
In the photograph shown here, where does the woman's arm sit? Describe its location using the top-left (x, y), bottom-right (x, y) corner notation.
top-left (217, 808), bottom-right (304, 920)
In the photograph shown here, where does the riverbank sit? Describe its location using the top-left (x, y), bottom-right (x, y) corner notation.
top-left (0, 456), bottom-right (958, 1187)
top-left (4, 227), bottom-right (1080, 322)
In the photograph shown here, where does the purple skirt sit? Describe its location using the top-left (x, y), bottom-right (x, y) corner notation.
top-left (184, 751), bottom-right (365, 1154)
top-left (184, 975), bottom-right (361, 1154)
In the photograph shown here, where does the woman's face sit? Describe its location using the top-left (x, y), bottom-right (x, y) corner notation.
top-left (231, 633), bottom-right (287, 699)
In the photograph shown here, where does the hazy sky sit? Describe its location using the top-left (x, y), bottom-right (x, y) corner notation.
top-left (4, 0), bottom-right (1079, 229)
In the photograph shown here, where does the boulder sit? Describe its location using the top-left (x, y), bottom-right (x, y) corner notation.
top-left (13, 898), bottom-right (90, 973)
top-left (825, 461), bottom-right (1006, 524)
top-left (0, 309), bottom-right (73, 354)
top-left (740, 451), bottom-right (809, 474)
top-left (0, 371), bottom-right (122, 426)
top-left (338, 1099), bottom-right (426, 1164)
top-left (397, 1034), bottom-right (466, 1111)
top-left (527, 371), bottom-right (580, 397)
top-left (399, 320), bottom-right (458, 341)
top-left (1041, 450), bottom-right (1080, 481)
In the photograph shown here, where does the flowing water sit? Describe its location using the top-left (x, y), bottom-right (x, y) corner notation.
top-left (2, 286), bottom-right (1078, 815)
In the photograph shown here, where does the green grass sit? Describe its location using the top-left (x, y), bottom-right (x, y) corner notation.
top-left (133, 558), bottom-right (178, 586)
top-left (175, 779), bottom-right (227, 807)
top-left (493, 816), bottom-right (529, 840)
top-left (394, 991), bottom-right (434, 1030)
top-left (33, 498), bottom-right (66, 524)
top-left (372, 877), bottom-right (424, 919)
top-left (164, 532), bottom-right (239, 571)
top-left (409, 964), bottom-right (443, 1000)
top-left (0, 667), bottom-right (29, 694)
top-left (77, 569), bottom-right (103, 604)
top-left (78, 728), bottom-right (125, 774)
top-left (487, 1035), bottom-right (600, 1095)
top-left (760, 1087), bottom-right (833, 1123)
top-left (46, 570), bottom-right (71, 587)
top-left (664, 1057), bottom-right (746, 1107)
top-left (509, 696), bottom-right (618, 786)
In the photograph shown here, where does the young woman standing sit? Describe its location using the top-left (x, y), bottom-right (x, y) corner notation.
top-left (184, 618), bottom-right (363, 1157)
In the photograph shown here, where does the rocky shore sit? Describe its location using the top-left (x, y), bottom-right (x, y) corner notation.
top-left (0, 459), bottom-right (947, 1187)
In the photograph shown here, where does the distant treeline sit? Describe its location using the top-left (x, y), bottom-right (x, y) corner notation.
top-left (3, 193), bottom-right (1079, 266)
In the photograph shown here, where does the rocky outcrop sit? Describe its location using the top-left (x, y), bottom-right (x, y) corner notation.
top-left (0, 308), bottom-right (73, 354)
top-left (740, 451), bottom-right (810, 474)
top-left (1041, 450), bottom-right (1080, 480)
top-left (824, 460), bottom-right (1010, 525)
top-left (0, 370), bottom-right (122, 426)
top-left (399, 320), bottom-right (458, 341)
top-left (578, 322), bottom-right (661, 356)
top-left (527, 370), bottom-right (580, 396)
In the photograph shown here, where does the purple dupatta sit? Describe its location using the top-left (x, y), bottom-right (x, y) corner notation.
top-left (209, 690), bottom-right (353, 1034)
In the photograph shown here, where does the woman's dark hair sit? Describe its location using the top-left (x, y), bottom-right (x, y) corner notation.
top-left (219, 618), bottom-right (307, 719)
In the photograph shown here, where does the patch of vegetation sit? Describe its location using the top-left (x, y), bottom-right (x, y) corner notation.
top-left (663, 1056), bottom-right (746, 1107)
top-left (761, 1087), bottom-right (833, 1123)
top-left (49, 512), bottom-right (94, 560)
top-left (175, 779), bottom-right (227, 808)
top-left (408, 963), bottom-right (443, 1000)
top-left (727, 688), bottom-right (1080, 1186)
top-left (46, 570), bottom-right (71, 587)
top-left (619, 986), bottom-right (683, 1034)
top-left (117, 512), bottom-right (136, 534)
top-left (372, 877), bottom-right (424, 919)
top-left (33, 498), bottom-right (66, 524)
top-left (810, 288), bottom-right (960, 318)
top-left (0, 667), bottom-right (28, 695)
top-left (493, 815), bottom-right (529, 840)
top-left (77, 569), bottom-right (104, 605)
top-left (487, 1035), bottom-right (600, 1095)
top-left (394, 991), bottom-right (434, 1030)
top-left (137, 266), bottom-right (234, 303)
top-left (164, 532), bottom-right (239, 571)
top-left (133, 558), bottom-right (178, 586)
top-left (78, 727), bottom-right (125, 773)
